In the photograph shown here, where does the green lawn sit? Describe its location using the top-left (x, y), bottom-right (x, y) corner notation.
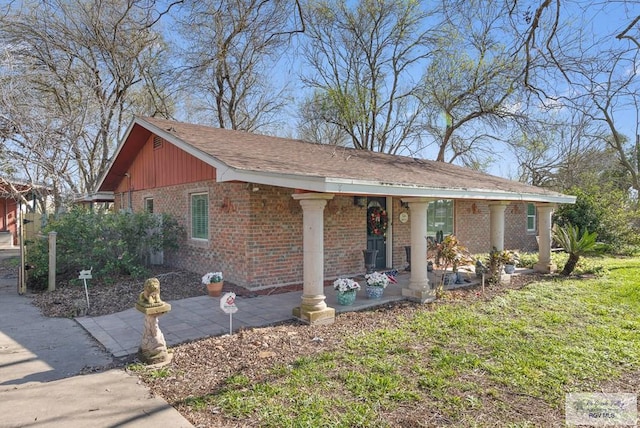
top-left (172, 256), bottom-right (640, 427)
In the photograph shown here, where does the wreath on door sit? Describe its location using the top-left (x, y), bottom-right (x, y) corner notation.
top-left (367, 206), bottom-right (388, 236)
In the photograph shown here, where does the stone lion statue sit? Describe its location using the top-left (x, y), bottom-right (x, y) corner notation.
top-left (138, 278), bottom-right (163, 307)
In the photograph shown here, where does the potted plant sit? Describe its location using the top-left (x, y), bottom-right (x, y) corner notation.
top-left (364, 271), bottom-right (389, 299)
top-left (202, 271), bottom-right (224, 297)
top-left (487, 248), bottom-right (518, 284)
top-left (434, 235), bottom-right (471, 296)
top-left (502, 250), bottom-right (519, 274)
top-left (333, 277), bottom-right (361, 306)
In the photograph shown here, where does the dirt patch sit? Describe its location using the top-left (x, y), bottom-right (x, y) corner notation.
top-left (26, 266), bottom-right (305, 318)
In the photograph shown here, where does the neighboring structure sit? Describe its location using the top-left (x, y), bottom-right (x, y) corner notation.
top-left (0, 178), bottom-right (49, 249)
top-left (94, 116), bottom-right (575, 324)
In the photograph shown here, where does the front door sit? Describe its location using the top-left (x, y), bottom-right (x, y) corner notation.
top-left (366, 197), bottom-right (387, 270)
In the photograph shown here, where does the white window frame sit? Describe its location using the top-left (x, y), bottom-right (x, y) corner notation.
top-left (144, 197), bottom-right (154, 213)
top-left (527, 203), bottom-right (537, 232)
top-left (427, 199), bottom-right (454, 239)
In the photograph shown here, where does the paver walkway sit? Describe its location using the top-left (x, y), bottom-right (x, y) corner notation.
top-left (77, 279), bottom-right (408, 357)
top-left (77, 267), bottom-right (491, 358)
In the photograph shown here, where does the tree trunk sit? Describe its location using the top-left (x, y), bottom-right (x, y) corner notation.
top-left (561, 254), bottom-right (580, 276)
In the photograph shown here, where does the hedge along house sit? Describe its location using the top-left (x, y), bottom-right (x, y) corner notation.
top-left (93, 116), bottom-right (575, 325)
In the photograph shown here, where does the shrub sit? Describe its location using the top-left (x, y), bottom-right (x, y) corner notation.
top-left (555, 186), bottom-right (640, 248)
top-left (516, 252), bottom-right (537, 269)
top-left (553, 224), bottom-right (598, 276)
top-left (26, 208), bottom-right (183, 289)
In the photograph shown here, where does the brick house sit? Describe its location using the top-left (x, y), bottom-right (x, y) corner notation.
top-left (93, 116), bottom-right (574, 324)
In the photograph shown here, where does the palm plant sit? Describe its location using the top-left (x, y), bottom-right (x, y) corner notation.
top-left (552, 224), bottom-right (598, 275)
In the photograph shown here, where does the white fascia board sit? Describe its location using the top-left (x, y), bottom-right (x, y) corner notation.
top-left (95, 119), bottom-right (137, 192)
top-left (74, 191), bottom-right (115, 202)
top-left (218, 169), bottom-right (576, 204)
top-left (217, 168), bottom-right (328, 190)
top-left (322, 178), bottom-right (577, 204)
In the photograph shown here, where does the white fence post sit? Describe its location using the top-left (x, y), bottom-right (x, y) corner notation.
top-left (48, 231), bottom-right (57, 292)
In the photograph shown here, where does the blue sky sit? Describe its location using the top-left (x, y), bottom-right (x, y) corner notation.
top-left (258, 1), bottom-right (640, 179)
top-left (2, 0), bottom-right (638, 181)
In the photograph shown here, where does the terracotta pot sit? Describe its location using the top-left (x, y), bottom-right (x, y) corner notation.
top-left (207, 281), bottom-right (223, 297)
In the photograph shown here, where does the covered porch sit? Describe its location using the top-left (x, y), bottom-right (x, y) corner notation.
top-left (321, 265), bottom-right (528, 312)
top-left (292, 192), bottom-right (570, 325)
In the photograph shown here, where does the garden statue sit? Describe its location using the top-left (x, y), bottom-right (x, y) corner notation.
top-left (137, 277), bottom-right (164, 308)
top-left (136, 277), bottom-right (172, 364)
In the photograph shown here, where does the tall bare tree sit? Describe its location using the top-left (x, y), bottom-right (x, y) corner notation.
top-left (505, 0), bottom-right (640, 191)
top-left (416, 0), bottom-right (527, 167)
top-left (300, 0), bottom-right (436, 154)
top-left (511, 109), bottom-right (607, 188)
top-left (575, 48), bottom-right (640, 192)
top-left (298, 91), bottom-right (351, 146)
top-left (506, 1), bottom-right (639, 93)
top-left (0, 0), bottom-right (177, 207)
top-left (175, 0), bottom-right (303, 132)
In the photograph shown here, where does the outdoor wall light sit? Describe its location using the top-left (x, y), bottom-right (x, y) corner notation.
top-left (354, 196), bottom-right (367, 207)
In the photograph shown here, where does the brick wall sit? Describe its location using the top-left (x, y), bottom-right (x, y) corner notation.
top-left (123, 182), bottom-right (369, 289)
top-left (455, 200), bottom-right (538, 253)
top-left (119, 186), bottom-right (538, 289)
top-left (455, 200), bottom-right (491, 254)
top-left (125, 180), bottom-right (250, 284)
top-left (324, 196), bottom-right (368, 277)
top-left (504, 202), bottom-right (538, 251)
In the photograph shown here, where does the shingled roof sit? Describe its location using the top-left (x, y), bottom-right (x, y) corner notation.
top-left (97, 116), bottom-right (574, 204)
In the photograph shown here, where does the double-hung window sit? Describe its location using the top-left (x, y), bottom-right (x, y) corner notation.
top-left (427, 199), bottom-right (454, 239)
top-left (144, 198), bottom-right (154, 213)
top-left (527, 203), bottom-right (536, 232)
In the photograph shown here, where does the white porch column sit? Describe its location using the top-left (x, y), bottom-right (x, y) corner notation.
top-left (291, 193), bottom-right (335, 325)
top-left (488, 201), bottom-right (510, 251)
top-left (401, 198), bottom-right (435, 303)
top-left (534, 203), bottom-right (557, 273)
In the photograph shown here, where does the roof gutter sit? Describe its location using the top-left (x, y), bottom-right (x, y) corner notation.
top-left (218, 167), bottom-right (577, 204)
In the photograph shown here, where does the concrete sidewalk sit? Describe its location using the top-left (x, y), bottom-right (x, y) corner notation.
top-left (0, 249), bottom-right (193, 427)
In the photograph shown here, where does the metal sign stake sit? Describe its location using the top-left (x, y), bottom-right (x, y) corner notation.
top-left (220, 292), bottom-right (238, 335)
top-left (78, 268), bottom-right (92, 312)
